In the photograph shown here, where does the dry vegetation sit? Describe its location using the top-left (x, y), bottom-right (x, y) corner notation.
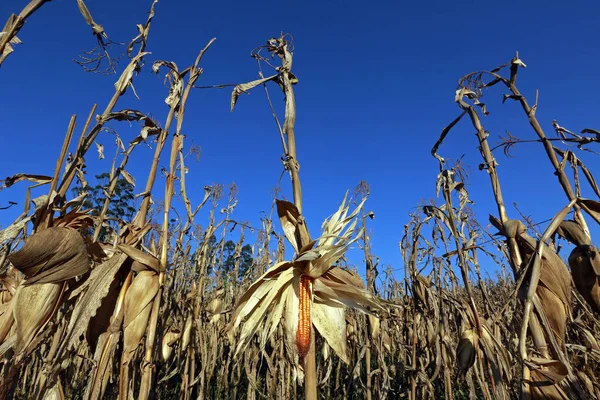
top-left (1, 1), bottom-right (600, 399)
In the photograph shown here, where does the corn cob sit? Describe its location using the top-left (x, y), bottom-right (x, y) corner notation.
top-left (296, 274), bottom-right (312, 360)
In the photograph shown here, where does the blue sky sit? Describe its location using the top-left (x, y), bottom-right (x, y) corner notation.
top-left (1, 0), bottom-right (600, 282)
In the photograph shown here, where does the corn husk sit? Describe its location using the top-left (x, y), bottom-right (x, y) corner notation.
top-left (456, 328), bottom-right (478, 372)
top-left (161, 328), bottom-right (181, 361)
top-left (569, 245), bottom-right (600, 313)
top-left (122, 270), bottom-right (159, 362)
top-left (8, 226), bottom-right (91, 284)
top-left (13, 281), bottom-right (62, 353)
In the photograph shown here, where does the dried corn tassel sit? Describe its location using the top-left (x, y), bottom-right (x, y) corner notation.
top-left (296, 275), bottom-right (312, 360)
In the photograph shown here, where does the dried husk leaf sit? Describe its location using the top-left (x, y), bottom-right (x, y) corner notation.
top-left (0, 302), bottom-right (14, 344)
top-left (579, 326), bottom-right (600, 351)
top-left (0, 269), bottom-right (20, 303)
top-left (276, 199), bottom-right (309, 254)
top-left (228, 261), bottom-right (294, 337)
top-left (578, 198), bottom-right (600, 222)
top-left (13, 281), bottom-right (62, 353)
top-left (122, 270), bottom-right (159, 362)
top-left (569, 245), bottom-right (600, 313)
top-left (312, 300), bottom-right (348, 363)
top-left (8, 227), bottom-right (90, 284)
top-left (181, 315), bottom-right (193, 350)
top-left (513, 224), bottom-right (572, 345)
top-left (456, 328), bottom-right (478, 372)
top-left (317, 269), bottom-right (381, 314)
top-left (368, 314), bottom-right (380, 339)
top-left (556, 220), bottom-right (590, 246)
top-left (283, 273), bottom-right (301, 368)
top-left (235, 268), bottom-right (294, 357)
top-left (161, 328), bottom-right (181, 361)
top-left (206, 289), bottom-right (223, 324)
top-left (382, 330), bottom-right (392, 353)
top-left (528, 360), bottom-right (569, 400)
top-left (306, 195), bottom-right (366, 278)
top-left (322, 340), bottom-right (330, 361)
top-left (53, 210), bottom-right (94, 230)
top-left (42, 378), bottom-right (65, 400)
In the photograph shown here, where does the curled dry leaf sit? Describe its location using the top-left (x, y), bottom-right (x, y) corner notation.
top-left (95, 142), bottom-right (104, 159)
top-left (8, 227), bottom-right (91, 285)
top-left (118, 243), bottom-right (161, 273)
top-left (230, 75), bottom-right (278, 112)
top-left (53, 210), bottom-right (94, 230)
top-left (556, 220), bottom-right (590, 246)
top-left (1, 173), bottom-right (52, 189)
top-left (528, 359), bottom-right (569, 399)
top-left (153, 60), bottom-right (184, 109)
top-left (76, 0), bottom-right (106, 38)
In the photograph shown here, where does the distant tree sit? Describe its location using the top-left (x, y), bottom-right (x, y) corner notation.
top-left (72, 172), bottom-right (136, 241)
top-left (194, 235), bottom-right (253, 282)
top-left (222, 240), bottom-right (253, 278)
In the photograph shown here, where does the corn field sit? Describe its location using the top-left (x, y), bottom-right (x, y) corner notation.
top-left (1, 1), bottom-right (600, 399)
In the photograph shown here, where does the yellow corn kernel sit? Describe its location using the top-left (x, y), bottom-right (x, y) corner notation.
top-left (296, 275), bottom-right (312, 360)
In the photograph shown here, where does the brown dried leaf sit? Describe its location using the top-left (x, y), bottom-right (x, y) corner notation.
top-left (59, 253), bottom-right (128, 357)
top-left (1, 173), bottom-right (52, 189)
top-left (94, 142), bottom-right (104, 159)
top-left (230, 75), bottom-right (278, 112)
top-left (76, 0), bottom-right (105, 37)
top-left (578, 198), bottom-right (600, 222)
top-left (152, 60), bottom-right (184, 108)
top-left (118, 243), bottom-right (161, 273)
top-left (84, 330), bottom-right (121, 400)
top-left (8, 227), bottom-right (91, 284)
top-left (120, 169), bottom-right (136, 187)
top-left (556, 220), bottom-right (590, 246)
top-left (85, 269), bottom-right (124, 350)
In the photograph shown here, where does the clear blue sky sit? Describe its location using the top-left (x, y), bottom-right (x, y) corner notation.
top-left (1, 0), bottom-right (600, 282)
